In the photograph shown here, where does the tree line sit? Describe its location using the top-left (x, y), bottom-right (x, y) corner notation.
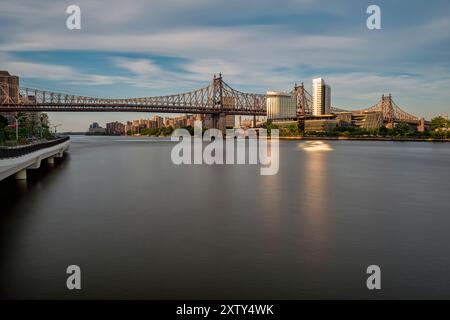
top-left (262, 116), bottom-right (450, 139)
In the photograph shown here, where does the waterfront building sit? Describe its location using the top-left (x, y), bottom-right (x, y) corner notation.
top-left (0, 70), bottom-right (19, 105)
top-left (88, 122), bottom-right (106, 134)
top-left (203, 115), bottom-right (214, 129)
top-left (304, 118), bottom-right (338, 133)
top-left (106, 121), bottom-right (125, 135)
top-left (241, 118), bottom-right (254, 128)
top-left (153, 115), bottom-right (164, 128)
top-left (226, 115), bottom-right (238, 128)
top-left (266, 91), bottom-right (297, 120)
top-left (312, 78), bottom-right (331, 116)
top-left (165, 118), bottom-right (175, 128)
top-left (334, 111), bottom-right (383, 129)
top-left (235, 115), bottom-right (242, 128)
top-left (124, 121), bottom-right (133, 134)
top-left (0, 71), bottom-right (18, 125)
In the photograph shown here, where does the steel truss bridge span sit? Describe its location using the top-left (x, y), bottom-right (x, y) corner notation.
top-left (331, 94), bottom-right (419, 123)
top-left (1, 73), bottom-right (422, 125)
top-left (0, 75), bottom-right (266, 116)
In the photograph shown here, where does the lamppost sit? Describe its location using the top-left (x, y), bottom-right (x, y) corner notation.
top-left (15, 116), bottom-right (18, 141)
top-left (52, 124), bottom-right (61, 137)
top-left (14, 112), bottom-right (23, 142)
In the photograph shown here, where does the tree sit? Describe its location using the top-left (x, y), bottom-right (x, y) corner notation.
top-left (0, 115), bottom-right (10, 144)
top-left (378, 125), bottom-right (389, 136)
top-left (286, 123), bottom-right (300, 136)
top-left (0, 115), bottom-right (8, 129)
top-left (393, 123), bottom-right (411, 136)
top-left (431, 129), bottom-right (448, 139)
top-left (262, 122), bottom-right (279, 135)
top-left (430, 116), bottom-right (449, 131)
top-left (183, 125), bottom-right (194, 135)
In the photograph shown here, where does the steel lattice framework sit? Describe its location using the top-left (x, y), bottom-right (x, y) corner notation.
top-left (292, 83), bottom-right (312, 116)
top-left (332, 94), bottom-right (419, 123)
top-left (1, 73), bottom-right (422, 123)
top-left (364, 94), bottom-right (418, 122)
top-left (0, 74), bottom-right (266, 116)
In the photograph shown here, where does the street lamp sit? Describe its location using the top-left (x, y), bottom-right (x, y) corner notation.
top-left (51, 124), bottom-right (61, 136)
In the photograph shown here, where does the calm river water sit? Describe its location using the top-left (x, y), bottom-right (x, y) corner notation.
top-left (0, 136), bottom-right (449, 299)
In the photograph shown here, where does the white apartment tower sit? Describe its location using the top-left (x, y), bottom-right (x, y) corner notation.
top-left (312, 78), bottom-right (331, 115)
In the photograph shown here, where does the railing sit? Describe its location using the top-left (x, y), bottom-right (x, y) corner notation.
top-left (0, 136), bottom-right (70, 159)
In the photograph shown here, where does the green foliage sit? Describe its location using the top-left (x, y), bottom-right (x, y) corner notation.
top-left (135, 125), bottom-right (175, 137)
top-left (0, 115), bottom-right (8, 129)
top-left (430, 116), bottom-right (449, 131)
top-left (0, 112), bottom-right (54, 145)
top-left (393, 123), bottom-right (412, 136)
top-left (331, 125), bottom-right (381, 137)
top-left (378, 125), bottom-right (390, 136)
top-left (286, 123), bottom-right (300, 136)
top-left (261, 121), bottom-right (280, 135)
top-left (0, 124), bottom-right (13, 144)
top-left (183, 125), bottom-right (194, 135)
top-left (430, 128), bottom-right (449, 139)
top-left (313, 123), bottom-right (424, 138)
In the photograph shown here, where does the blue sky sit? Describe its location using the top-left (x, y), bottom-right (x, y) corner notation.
top-left (1, 0), bottom-right (449, 131)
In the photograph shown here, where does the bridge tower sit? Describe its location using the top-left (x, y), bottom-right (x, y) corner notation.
top-left (212, 73), bottom-right (226, 132)
top-left (293, 82), bottom-right (311, 116)
top-left (382, 94), bottom-right (395, 128)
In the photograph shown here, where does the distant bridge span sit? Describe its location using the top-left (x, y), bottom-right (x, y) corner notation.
top-left (331, 94), bottom-right (419, 123)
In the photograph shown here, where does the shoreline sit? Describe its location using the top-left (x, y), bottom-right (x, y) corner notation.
top-left (65, 134), bottom-right (450, 143)
top-left (280, 136), bottom-right (450, 142)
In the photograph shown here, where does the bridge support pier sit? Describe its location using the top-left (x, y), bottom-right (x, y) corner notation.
top-left (15, 169), bottom-right (27, 180)
top-left (417, 118), bottom-right (425, 132)
top-left (212, 113), bottom-right (226, 133)
top-left (47, 157), bottom-right (54, 165)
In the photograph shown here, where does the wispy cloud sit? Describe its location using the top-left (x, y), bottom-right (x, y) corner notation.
top-left (1, 0), bottom-right (449, 130)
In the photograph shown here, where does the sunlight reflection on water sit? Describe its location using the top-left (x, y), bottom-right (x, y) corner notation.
top-left (298, 141), bottom-right (333, 152)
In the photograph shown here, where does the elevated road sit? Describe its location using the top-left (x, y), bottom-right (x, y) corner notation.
top-left (0, 137), bottom-right (70, 181)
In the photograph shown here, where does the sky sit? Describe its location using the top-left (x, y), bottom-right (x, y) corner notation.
top-left (1, 0), bottom-right (449, 131)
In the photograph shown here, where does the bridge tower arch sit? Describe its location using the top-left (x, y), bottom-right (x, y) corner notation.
top-left (212, 73), bottom-right (226, 132)
top-left (382, 94), bottom-right (395, 128)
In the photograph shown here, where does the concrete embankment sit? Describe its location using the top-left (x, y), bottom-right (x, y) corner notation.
top-left (0, 137), bottom-right (70, 181)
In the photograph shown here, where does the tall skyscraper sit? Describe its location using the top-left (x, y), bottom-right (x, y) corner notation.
top-left (312, 78), bottom-right (331, 115)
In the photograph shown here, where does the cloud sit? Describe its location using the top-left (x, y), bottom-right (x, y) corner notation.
top-left (3, 60), bottom-right (77, 80)
top-left (0, 53), bottom-right (131, 86)
top-left (1, 0), bottom-right (449, 124)
top-left (113, 58), bottom-right (163, 76)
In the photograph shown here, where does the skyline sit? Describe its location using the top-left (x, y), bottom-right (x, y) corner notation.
top-left (1, 0), bottom-right (450, 131)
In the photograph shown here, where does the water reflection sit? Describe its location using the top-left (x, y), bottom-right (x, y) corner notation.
top-left (298, 141), bottom-right (333, 152)
top-left (301, 149), bottom-right (332, 266)
top-left (259, 169), bottom-right (282, 252)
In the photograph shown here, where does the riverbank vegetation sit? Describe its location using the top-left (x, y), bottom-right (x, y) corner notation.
top-left (128, 125), bottom-right (215, 137)
top-left (128, 125), bottom-right (175, 137)
top-left (0, 113), bottom-right (53, 145)
top-left (262, 116), bottom-right (450, 140)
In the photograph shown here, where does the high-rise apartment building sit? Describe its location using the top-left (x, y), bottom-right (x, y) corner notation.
top-left (312, 78), bottom-right (331, 116)
top-left (1, 71), bottom-right (22, 125)
top-left (106, 121), bottom-right (125, 135)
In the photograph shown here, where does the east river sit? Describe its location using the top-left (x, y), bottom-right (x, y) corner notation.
top-left (0, 136), bottom-right (449, 299)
